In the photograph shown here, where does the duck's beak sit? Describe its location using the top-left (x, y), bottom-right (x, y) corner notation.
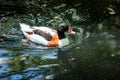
top-left (68, 27), bottom-right (76, 34)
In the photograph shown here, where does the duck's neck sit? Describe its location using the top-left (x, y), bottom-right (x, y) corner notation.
top-left (57, 30), bottom-right (66, 40)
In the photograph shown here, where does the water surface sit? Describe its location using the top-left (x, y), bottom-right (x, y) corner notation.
top-left (0, 1), bottom-right (120, 80)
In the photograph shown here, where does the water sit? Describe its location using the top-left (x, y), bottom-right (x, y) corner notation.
top-left (0, 32), bottom-right (82, 80)
top-left (0, 1), bottom-right (120, 80)
top-left (0, 15), bottom-right (83, 80)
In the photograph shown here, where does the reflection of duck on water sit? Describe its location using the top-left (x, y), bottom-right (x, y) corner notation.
top-left (20, 23), bottom-right (76, 48)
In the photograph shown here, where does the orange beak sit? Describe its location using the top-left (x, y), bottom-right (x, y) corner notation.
top-left (68, 27), bottom-right (76, 34)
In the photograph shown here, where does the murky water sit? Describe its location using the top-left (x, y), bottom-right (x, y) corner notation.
top-left (0, 1), bottom-right (120, 80)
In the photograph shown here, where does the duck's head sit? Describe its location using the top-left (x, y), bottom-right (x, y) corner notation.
top-left (57, 23), bottom-right (76, 34)
top-left (57, 23), bottom-right (76, 39)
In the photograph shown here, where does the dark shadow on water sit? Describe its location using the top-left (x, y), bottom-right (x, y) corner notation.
top-left (55, 33), bottom-right (120, 80)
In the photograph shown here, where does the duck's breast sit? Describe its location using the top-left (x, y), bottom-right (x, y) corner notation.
top-left (58, 38), bottom-right (70, 47)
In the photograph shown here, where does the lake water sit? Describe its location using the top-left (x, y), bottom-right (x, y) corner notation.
top-left (0, 1), bottom-right (120, 80)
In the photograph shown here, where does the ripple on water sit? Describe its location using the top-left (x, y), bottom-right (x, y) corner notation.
top-left (0, 26), bottom-right (83, 80)
top-left (0, 41), bottom-right (60, 80)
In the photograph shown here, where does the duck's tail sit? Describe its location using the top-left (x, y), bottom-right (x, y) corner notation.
top-left (19, 23), bottom-right (30, 29)
top-left (19, 23), bottom-right (33, 32)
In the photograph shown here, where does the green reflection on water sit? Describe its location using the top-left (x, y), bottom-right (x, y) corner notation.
top-left (9, 55), bottom-right (58, 71)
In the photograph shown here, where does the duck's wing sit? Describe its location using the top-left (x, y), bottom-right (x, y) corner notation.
top-left (32, 27), bottom-right (57, 36)
top-left (33, 29), bottom-right (52, 41)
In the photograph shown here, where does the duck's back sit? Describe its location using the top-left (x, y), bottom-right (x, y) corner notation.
top-left (33, 29), bottom-right (52, 41)
top-left (33, 27), bottom-right (56, 35)
top-left (32, 27), bottom-right (57, 41)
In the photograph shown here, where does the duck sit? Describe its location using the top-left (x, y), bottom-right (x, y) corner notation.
top-left (20, 23), bottom-right (76, 47)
